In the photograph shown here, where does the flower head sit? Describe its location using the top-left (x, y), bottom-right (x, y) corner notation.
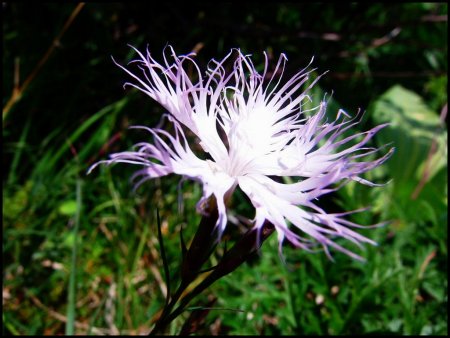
top-left (89, 46), bottom-right (393, 261)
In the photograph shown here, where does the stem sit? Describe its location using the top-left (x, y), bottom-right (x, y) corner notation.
top-left (149, 281), bottom-right (189, 336)
top-left (180, 200), bottom-right (219, 284)
top-left (149, 198), bottom-right (219, 335)
top-left (150, 221), bottom-right (275, 335)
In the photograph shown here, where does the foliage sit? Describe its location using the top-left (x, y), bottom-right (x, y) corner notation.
top-left (2, 3), bottom-right (447, 335)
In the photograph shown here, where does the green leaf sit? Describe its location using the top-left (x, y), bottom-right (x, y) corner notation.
top-left (58, 200), bottom-right (78, 216)
top-left (370, 85), bottom-right (446, 185)
top-left (368, 85), bottom-right (447, 225)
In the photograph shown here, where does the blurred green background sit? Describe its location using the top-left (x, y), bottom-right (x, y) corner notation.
top-left (2, 3), bottom-right (447, 335)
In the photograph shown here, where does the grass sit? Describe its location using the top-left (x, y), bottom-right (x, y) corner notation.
top-left (2, 2), bottom-right (447, 336)
top-left (3, 82), bottom-right (447, 337)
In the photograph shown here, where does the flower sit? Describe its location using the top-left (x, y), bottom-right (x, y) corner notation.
top-left (89, 46), bottom-right (393, 261)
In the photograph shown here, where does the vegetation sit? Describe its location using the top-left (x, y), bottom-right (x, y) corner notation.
top-left (3, 3), bottom-right (447, 335)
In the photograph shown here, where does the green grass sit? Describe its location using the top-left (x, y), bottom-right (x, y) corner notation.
top-left (3, 3), bottom-right (447, 335)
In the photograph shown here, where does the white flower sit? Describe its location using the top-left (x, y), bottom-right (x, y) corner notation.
top-left (89, 46), bottom-right (393, 260)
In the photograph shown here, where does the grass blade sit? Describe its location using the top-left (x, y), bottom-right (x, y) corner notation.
top-left (7, 116), bottom-right (31, 186)
top-left (156, 208), bottom-right (171, 307)
top-left (65, 179), bottom-right (82, 335)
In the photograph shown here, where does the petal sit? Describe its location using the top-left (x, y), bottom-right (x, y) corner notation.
top-left (118, 46), bottom-right (232, 165)
top-left (238, 174), bottom-right (377, 260)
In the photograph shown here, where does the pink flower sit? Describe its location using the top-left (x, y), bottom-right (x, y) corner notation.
top-left (89, 46), bottom-right (393, 261)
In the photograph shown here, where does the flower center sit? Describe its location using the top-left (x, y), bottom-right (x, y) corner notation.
top-left (225, 106), bottom-right (275, 177)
